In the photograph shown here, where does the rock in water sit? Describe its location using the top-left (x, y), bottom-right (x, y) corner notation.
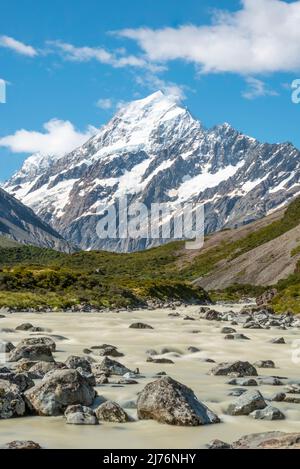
top-left (250, 405), bottom-right (285, 420)
top-left (2, 440), bottom-right (42, 449)
top-left (19, 337), bottom-right (56, 352)
top-left (95, 401), bottom-right (129, 423)
top-left (97, 357), bottom-right (131, 376)
top-left (227, 390), bottom-right (267, 416)
top-left (24, 369), bottom-right (96, 416)
top-left (8, 344), bottom-right (54, 363)
top-left (65, 405), bottom-right (97, 425)
top-left (0, 380), bottom-right (26, 419)
top-left (253, 360), bottom-right (275, 369)
top-left (137, 376), bottom-right (220, 426)
top-left (210, 361), bottom-right (257, 377)
top-left (129, 322), bottom-right (153, 329)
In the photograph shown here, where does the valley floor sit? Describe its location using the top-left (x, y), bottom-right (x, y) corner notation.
top-left (1, 304), bottom-right (300, 449)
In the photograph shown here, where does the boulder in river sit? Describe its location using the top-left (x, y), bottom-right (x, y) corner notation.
top-left (250, 405), bottom-right (285, 420)
top-left (95, 400), bottom-right (130, 423)
top-left (97, 357), bottom-right (131, 376)
top-left (210, 361), bottom-right (257, 377)
top-left (270, 337), bottom-right (285, 344)
top-left (137, 376), bottom-right (220, 426)
top-left (253, 360), bottom-right (275, 369)
top-left (227, 389), bottom-right (267, 416)
top-left (0, 380), bottom-right (26, 419)
top-left (65, 356), bottom-right (92, 373)
top-left (24, 369), bottom-right (96, 416)
top-left (8, 344), bottom-right (54, 363)
top-left (129, 322), bottom-right (153, 329)
top-left (2, 440), bottom-right (42, 449)
top-left (65, 404), bottom-right (97, 425)
top-left (19, 337), bottom-right (56, 352)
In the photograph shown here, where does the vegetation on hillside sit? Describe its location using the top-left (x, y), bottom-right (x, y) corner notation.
top-left (1, 196), bottom-right (300, 311)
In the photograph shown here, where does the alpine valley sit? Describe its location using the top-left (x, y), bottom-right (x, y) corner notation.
top-left (4, 91), bottom-right (300, 252)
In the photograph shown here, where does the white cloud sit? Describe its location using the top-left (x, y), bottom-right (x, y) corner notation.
top-left (242, 77), bottom-right (279, 99)
top-left (117, 0), bottom-right (300, 75)
top-left (96, 98), bottom-right (113, 109)
top-left (135, 74), bottom-right (186, 102)
top-left (0, 119), bottom-right (97, 156)
top-left (0, 35), bottom-right (37, 57)
top-left (48, 40), bottom-right (163, 72)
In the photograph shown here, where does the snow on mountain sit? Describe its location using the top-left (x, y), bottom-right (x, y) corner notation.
top-left (4, 91), bottom-right (300, 252)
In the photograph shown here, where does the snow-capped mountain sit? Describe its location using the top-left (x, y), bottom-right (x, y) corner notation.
top-left (4, 90), bottom-right (300, 252)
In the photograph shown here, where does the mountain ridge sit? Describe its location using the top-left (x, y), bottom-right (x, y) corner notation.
top-left (5, 91), bottom-right (300, 252)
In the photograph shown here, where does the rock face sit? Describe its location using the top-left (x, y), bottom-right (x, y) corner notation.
top-left (210, 361), bottom-right (257, 377)
top-left (6, 91), bottom-right (300, 253)
top-left (227, 390), bottom-right (267, 416)
top-left (137, 376), bottom-right (220, 426)
top-left (65, 404), bottom-right (97, 425)
top-left (0, 380), bottom-right (26, 419)
top-left (95, 401), bottom-right (129, 423)
top-left (24, 369), bottom-right (96, 416)
top-left (0, 187), bottom-right (72, 252)
top-left (8, 344), bottom-right (54, 363)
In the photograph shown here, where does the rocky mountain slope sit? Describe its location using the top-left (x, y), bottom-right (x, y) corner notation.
top-left (5, 91), bottom-right (300, 252)
top-left (0, 187), bottom-right (73, 252)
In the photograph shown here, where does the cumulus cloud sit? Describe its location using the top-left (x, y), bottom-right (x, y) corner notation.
top-left (96, 98), bottom-right (113, 109)
top-left (135, 74), bottom-right (186, 102)
top-left (0, 119), bottom-right (97, 156)
top-left (48, 40), bottom-right (163, 72)
top-left (117, 0), bottom-right (300, 75)
top-left (0, 35), bottom-right (37, 57)
top-left (242, 77), bottom-right (279, 99)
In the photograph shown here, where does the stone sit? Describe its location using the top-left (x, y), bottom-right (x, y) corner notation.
top-left (187, 346), bottom-right (201, 353)
top-left (0, 341), bottom-right (15, 353)
top-left (210, 361), bottom-right (257, 377)
top-left (270, 392), bottom-right (286, 402)
top-left (224, 333), bottom-right (250, 340)
top-left (147, 357), bottom-right (174, 364)
top-left (251, 405), bottom-right (285, 421)
top-left (207, 439), bottom-right (232, 449)
top-left (65, 404), bottom-right (97, 425)
top-left (221, 327), bottom-right (236, 334)
top-left (0, 380), bottom-right (26, 419)
top-left (96, 357), bottom-right (131, 376)
top-left (284, 384), bottom-right (300, 394)
top-left (137, 376), bottom-right (220, 426)
top-left (2, 440), bottom-right (42, 449)
top-left (65, 356), bottom-right (92, 373)
top-left (227, 378), bottom-right (257, 387)
top-left (254, 360), bottom-right (275, 369)
top-left (0, 372), bottom-right (34, 392)
top-left (270, 337), bottom-right (285, 344)
top-left (228, 388), bottom-right (247, 397)
top-left (19, 336), bottom-right (56, 352)
top-left (257, 377), bottom-right (283, 386)
top-left (227, 390), bottom-right (267, 416)
top-left (28, 361), bottom-right (63, 379)
top-left (95, 400), bottom-right (129, 423)
top-left (8, 344), bottom-right (54, 363)
top-left (24, 369), bottom-right (96, 416)
top-left (15, 323), bottom-right (34, 331)
top-left (129, 322), bottom-right (153, 329)
top-left (96, 346), bottom-right (124, 358)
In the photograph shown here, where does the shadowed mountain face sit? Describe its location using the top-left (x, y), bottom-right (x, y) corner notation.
top-left (0, 187), bottom-right (73, 252)
top-left (5, 91), bottom-right (300, 252)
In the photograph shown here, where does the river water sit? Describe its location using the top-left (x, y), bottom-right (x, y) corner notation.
top-left (0, 304), bottom-right (300, 449)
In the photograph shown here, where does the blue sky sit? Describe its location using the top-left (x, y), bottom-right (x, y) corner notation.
top-left (0, 0), bottom-right (300, 181)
